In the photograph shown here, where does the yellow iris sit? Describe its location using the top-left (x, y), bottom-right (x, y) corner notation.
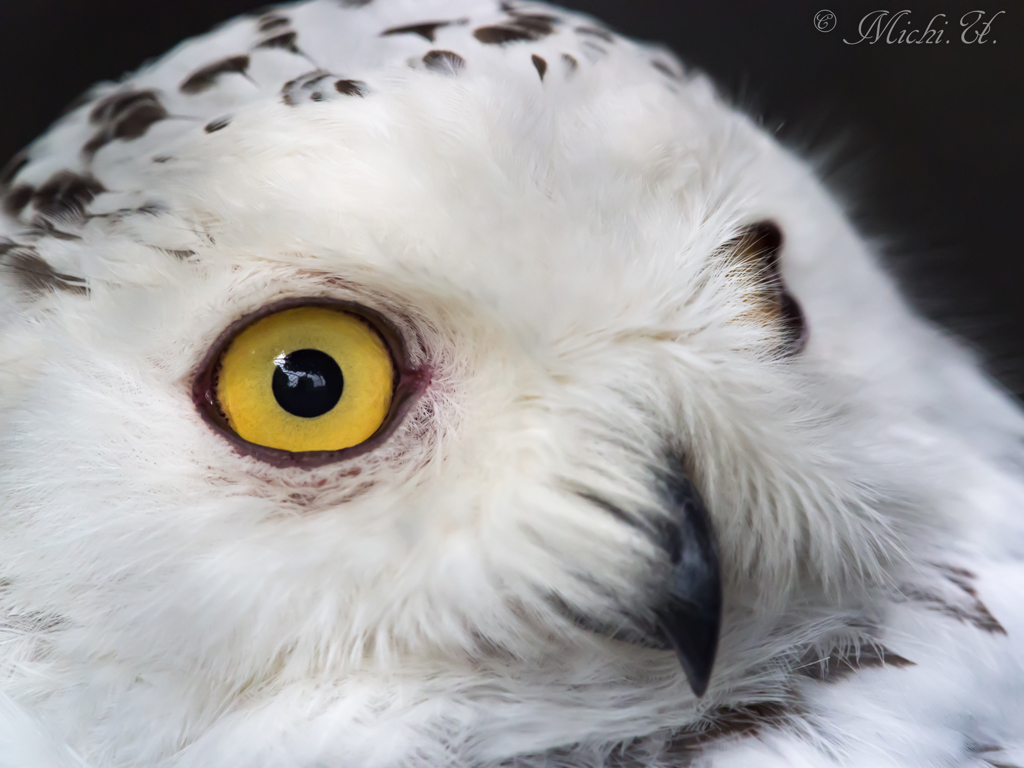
top-left (214, 306), bottom-right (394, 452)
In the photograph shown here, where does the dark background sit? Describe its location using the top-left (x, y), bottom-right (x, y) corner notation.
top-left (0, 1), bottom-right (1021, 394)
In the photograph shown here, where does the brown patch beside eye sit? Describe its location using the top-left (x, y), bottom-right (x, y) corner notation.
top-left (423, 50), bottom-right (465, 73)
top-left (726, 221), bottom-right (807, 355)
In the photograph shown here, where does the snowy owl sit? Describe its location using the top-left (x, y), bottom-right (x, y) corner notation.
top-left (0, 1), bottom-right (1022, 766)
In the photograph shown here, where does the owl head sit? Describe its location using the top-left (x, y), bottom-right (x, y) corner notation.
top-left (1, 1), bottom-right (1018, 765)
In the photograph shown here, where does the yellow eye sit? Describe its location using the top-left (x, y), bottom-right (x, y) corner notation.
top-left (212, 306), bottom-right (395, 453)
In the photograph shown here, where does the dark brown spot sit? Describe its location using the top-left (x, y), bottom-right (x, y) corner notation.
top-left (334, 79), bottom-right (368, 96)
top-left (205, 117), bottom-right (231, 133)
top-left (111, 102), bottom-right (169, 140)
top-left (90, 89), bottom-right (156, 124)
top-left (474, 25), bottom-right (532, 44)
top-left (561, 53), bottom-right (578, 72)
top-left (256, 31), bottom-right (300, 54)
top-left (3, 185), bottom-right (34, 217)
top-left (1, 245), bottom-right (87, 295)
top-left (283, 71), bottom-right (342, 105)
top-left (381, 20), bottom-right (453, 42)
top-left (575, 24), bottom-right (614, 42)
top-left (473, 14), bottom-right (557, 45)
top-left (160, 248), bottom-right (197, 259)
top-left (338, 0), bottom-right (372, 5)
top-left (423, 50), bottom-right (465, 73)
top-left (31, 172), bottom-right (105, 219)
top-left (84, 90), bottom-right (168, 157)
top-left (257, 14), bottom-right (290, 32)
top-left (82, 133), bottom-right (108, 157)
top-left (180, 55), bottom-right (251, 94)
top-left (152, 156), bottom-right (173, 164)
top-left (0, 151), bottom-right (28, 188)
top-left (531, 54), bottom-right (547, 81)
top-left (797, 645), bottom-right (914, 683)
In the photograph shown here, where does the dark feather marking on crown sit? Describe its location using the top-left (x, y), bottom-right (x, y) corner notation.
top-left (381, 20), bottom-right (464, 42)
top-left (205, 117), bottom-right (231, 134)
top-left (30, 172), bottom-right (106, 220)
top-left (0, 242), bottom-right (87, 295)
top-left (256, 31), bottom-right (301, 54)
top-left (474, 11), bottom-right (558, 44)
top-left (335, 79), bottom-right (368, 97)
top-left (257, 14), bottom-right (290, 33)
top-left (423, 50), bottom-right (466, 74)
top-left (83, 89), bottom-right (168, 158)
top-left (531, 54), bottom-right (547, 81)
top-left (284, 72), bottom-right (321, 104)
top-left (180, 55), bottom-right (251, 94)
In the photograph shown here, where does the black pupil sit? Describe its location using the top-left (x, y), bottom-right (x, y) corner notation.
top-left (272, 349), bottom-right (344, 418)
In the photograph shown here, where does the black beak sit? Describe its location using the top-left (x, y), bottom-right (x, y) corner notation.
top-left (564, 470), bottom-right (723, 698)
top-left (650, 473), bottom-right (722, 698)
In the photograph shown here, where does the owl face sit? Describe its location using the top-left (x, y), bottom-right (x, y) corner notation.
top-left (0, 1), bottom-right (965, 763)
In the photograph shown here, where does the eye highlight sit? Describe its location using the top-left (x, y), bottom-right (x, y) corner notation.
top-left (211, 306), bottom-right (395, 453)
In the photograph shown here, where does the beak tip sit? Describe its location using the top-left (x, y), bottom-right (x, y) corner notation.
top-left (656, 606), bottom-right (721, 699)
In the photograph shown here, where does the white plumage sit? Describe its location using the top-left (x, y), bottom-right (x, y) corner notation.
top-left (0, 1), bottom-right (1022, 766)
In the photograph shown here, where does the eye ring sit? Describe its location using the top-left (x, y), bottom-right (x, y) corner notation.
top-left (192, 297), bottom-right (428, 468)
